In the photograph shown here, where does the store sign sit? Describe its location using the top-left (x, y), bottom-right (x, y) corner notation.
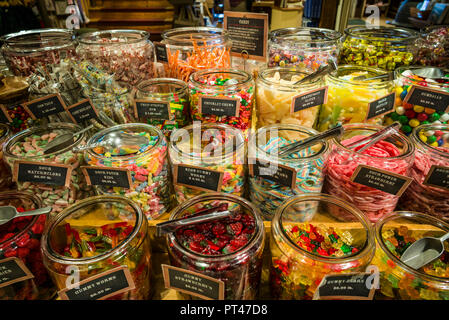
top-left (366, 92), bottom-right (396, 120)
top-left (423, 165), bottom-right (449, 191)
top-left (0, 105), bottom-right (12, 123)
top-left (154, 42), bottom-right (168, 63)
top-left (199, 96), bottom-right (240, 117)
top-left (22, 93), bottom-right (66, 120)
top-left (291, 87), bottom-right (328, 113)
top-left (314, 273), bottom-right (376, 300)
top-left (134, 100), bottom-right (170, 120)
top-left (173, 164), bottom-right (223, 192)
top-left (14, 161), bottom-right (72, 187)
top-left (66, 99), bottom-right (99, 123)
top-left (82, 166), bottom-right (132, 189)
top-left (0, 257), bottom-right (34, 289)
top-left (404, 86), bottom-right (449, 113)
top-left (249, 158), bottom-right (296, 189)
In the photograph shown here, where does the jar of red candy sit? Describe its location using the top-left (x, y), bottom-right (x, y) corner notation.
top-left (0, 29), bottom-right (75, 77)
top-left (0, 191), bottom-right (54, 300)
top-left (398, 124), bottom-right (449, 221)
top-left (76, 30), bottom-right (157, 86)
top-left (323, 123), bottom-right (415, 222)
top-left (41, 195), bottom-right (152, 300)
top-left (189, 68), bottom-right (254, 134)
top-left (165, 193), bottom-right (265, 300)
top-left (270, 193), bottom-right (375, 300)
top-left (414, 25), bottom-right (449, 68)
top-left (268, 27), bottom-right (342, 72)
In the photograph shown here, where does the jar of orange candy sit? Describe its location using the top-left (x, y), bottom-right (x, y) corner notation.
top-left (161, 27), bottom-right (232, 82)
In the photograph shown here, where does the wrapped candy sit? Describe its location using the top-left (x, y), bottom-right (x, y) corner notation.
top-left (414, 25), bottom-right (449, 68)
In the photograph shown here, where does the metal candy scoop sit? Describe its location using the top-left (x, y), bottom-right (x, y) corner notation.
top-left (0, 206), bottom-right (52, 226)
top-left (413, 67), bottom-right (446, 79)
top-left (352, 72), bottom-right (393, 82)
top-left (345, 122), bottom-right (401, 152)
top-left (43, 125), bottom-right (94, 155)
top-left (72, 131), bottom-right (149, 153)
top-left (293, 59), bottom-right (338, 85)
top-left (400, 231), bottom-right (449, 270)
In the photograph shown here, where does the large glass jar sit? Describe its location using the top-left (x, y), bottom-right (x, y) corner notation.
top-left (0, 29), bottom-right (75, 77)
top-left (256, 66), bottom-right (324, 129)
top-left (0, 123), bottom-right (13, 191)
top-left (398, 124), bottom-right (449, 221)
top-left (166, 193), bottom-right (265, 300)
top-left (339, 26), bottom-right (418, 71)
top-left (0, 191), bottom-right (54, 300)
top-left (270, 193), bottom-right (375, 300)
top-left (248, 124), bottom-right (329, 220)
top-left (76, 30), bottom-right (157, 86)
top-left (130, 78), bottom-right (191, 137)
top-left (384, 66), bottom-right (449, 135)
top-left (189, 68), bottom-right (254, 134)
top-left (84, 124), bottom-right (172, 220)
top-left (41, 195), bottom-right (151, 300)
top-left (413, 25), bottom-right (449, 68)
top-left (373, 211), bottom-right (449, 300)
top-left (268, 27), bottom-right (342, 72)
top-left (317, 65), bottom-right (395, 131)
top-left (161, 27), bottom-right (232, 82)
top-left (323, 123), bottom-right (415, 222)
top-left (3, 122), bottom-right (94, 215)
top-left (169, 123), bottom-right (246, 203)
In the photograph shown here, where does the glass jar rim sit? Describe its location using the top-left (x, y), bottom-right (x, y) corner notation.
top-left (77, 29), bottom-right (150, 45)
top-left (394, 66), bottom-right (449, 89)
top-left (86, 123), bottom-right (166, 161)
top-left (253, 124), bottom-right (328, 163)
top-left (257, 66), bottom-right (322, 89)
top-left (413, 124), bottom-right (449, 159)
top-left (41, 195), bottom-right (145, 265)
top-left (375, 210), bottom-right (449, 283)
top-left (168, 192), bottom-right (264, 261)
top-left (0, 123), bottom-right (10, 142)
top-left (169, 122), bottom-right (245, 162)
top-left (328, 65), bottom-right (392, 86)
top-left (3, 122), bottom-right (85, 161)
top-left (189, 68), bottom-right (253, 90)
top-left (272, 193), bottom-right (375, 263)
top-left (423, 25), bottom-right (449, 33)
top-left (332, 123), bottom-right (415, 160)
top-left (344, 26), bottom-right (419, 42)
top-left (269, 27), bottom-right (342, 45)
top-left (0, 191), bottom-right (42, 248)
top-left (136, 78), bottom-right (188, 97)
top-left (1, 28), bottom-right (74, 52)
top-left (162, 26), bottom-right (229, 47)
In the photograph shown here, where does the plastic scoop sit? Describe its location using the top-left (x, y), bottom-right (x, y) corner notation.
top-left (293, 59), bottom-right (338, 85)
top-left (400, 231), bottom-right (449, 270)
top-left (72, 131), bottom-right (149, 153)
top-left (345, 122), bottom-right (401, 152)
top-left (278, 124), bottom-right (344, 156)
top-left (43, 125), bottom-right (94, 154)
top-left (0, 206), bottom-right (52, 226)
top-left (156, 210), bottom-right (232, 237)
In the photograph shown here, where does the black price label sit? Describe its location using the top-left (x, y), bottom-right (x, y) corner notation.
top-left (404, 86), bottom-right (449, 113)
top-left (66, 99), bottom-right (99, 123)
top-left (315, 273), bottom-right (376, 300)
top-left (0, 105), bottom-right (12, 123)
top-left (350, 165), bottom-right (412, 196)
top-left (162, 264), bottom-right (225, 300)
top-left (174, 164), bottom-right (223, 192)
top-left (199, 96), bottom-right (240, 117)
top-left (82, 166), bottom-right (132, 189)
top-left (249, 158), bottom-right (296, 189)
top-left (22, 93), bottom-right (67, 120)
top-left (423, 165), bottom-right (449, 191)
top-left (291, 87), bottom-right (328, 113)
top-left (366, 92), bottom-right (396, 120)
top-left (58, 266), bottom-right (135, 300)
top-left (224, 11), bottom-right (268, 61)
top-left (0, 257), bottom-right (34, 289)
top-left (134, 100), bottom-right (170, 120)
top-left (154, 42), bottom-right (168, 63)
top-left (13, 161), bottom-right (72, 187)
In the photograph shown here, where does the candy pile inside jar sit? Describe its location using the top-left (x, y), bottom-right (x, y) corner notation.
top-left (414, 26), bottom-right (449, 68)
top-left (385, 69), bottom-right (449, 135)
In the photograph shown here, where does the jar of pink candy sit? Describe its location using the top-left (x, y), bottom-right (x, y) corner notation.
top-left (76, 30), bottom-right (157, 86)
top-left (399, 124), bottom-right (449, 221)
top-left (0, 29), bottom-right (75, 77)
top-left (323, 123), bottom-right (415, 222)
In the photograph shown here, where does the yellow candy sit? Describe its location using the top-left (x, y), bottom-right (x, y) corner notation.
top-left (413, 105), bottom-right (424, 113)
top-left (431, 141), bottom-right (439, 147)
top-left (425, 107), bottom-right (435, 114)
top-left (419, 134), bottom-right (427, 143)
top-left (409, 119), bottom-right (420, 127)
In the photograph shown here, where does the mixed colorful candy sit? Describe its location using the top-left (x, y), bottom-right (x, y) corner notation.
top-left (414, 26), bottom-right (449, 68)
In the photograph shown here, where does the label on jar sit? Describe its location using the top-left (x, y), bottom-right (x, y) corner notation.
top-left (366, 92), bottom-right (396, 120)
top-left (0, 105), bottom-right (12, 123)
top-left (66, 99), bottom-right (99, 124)
top-left (249, 158), bottom-right (296, 189)
top-left (154, 42), bottom-right (168, 63)
top-left (199, 96), bottom-right (240, 117)
top-left (0, 257), bottom-right (34, 289)
top-left (423, 165), bottom-right (449, 191)
top-left (58, 266), bottom-right (135, 300)
top-left (134, 99), bottom-right (170, 120)
top-left (173, 164), bottom-right (223, 192)
top-left (82, 166), bottom-right (132, 189)
top-left (291, 86), bottom-right (328, 113)
top-left (350, 164), bottom-right (413, 196)
top-left (404, 86), bottom-right (449, 113)
top-left (13, 161), bottom-right (72, 187)
top-left (161, 264), bottom-right (225, 300)
top-left (22, 93), bottom-right (67, 120)
top-left (223, 11), bottom-right (268, 62)
top-left (313, 273), bottom-right (376, 300)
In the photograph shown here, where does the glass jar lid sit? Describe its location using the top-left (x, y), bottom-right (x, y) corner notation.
top-left (273, 193), bottom-right (375, 261)
top-left (344, 26), bottom-right (419, 43)
top-left (269, 27), bottom-right (342, 46)
top-left (413, 124), bottom-right (449, 159)
top-left (162, 27), bottom-right (229, 47)
top-left (77, 29), bottom-right (149, 46)
top-left (1, 28), bottom-right (74, 53)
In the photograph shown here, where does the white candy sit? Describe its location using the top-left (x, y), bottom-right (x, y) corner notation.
top-left (424, 130), bottom-right (435, 136)
top-left (432, 120), bottom-right (442, 125)
top-left (396, 106), bottom-right (405, 115)
top-left (440, 113), bottom-right (449, 122)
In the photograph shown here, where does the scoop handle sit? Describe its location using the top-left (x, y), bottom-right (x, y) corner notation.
top-left (17, 206), bottom-right (52, 217)
top-left (346, 122), bottom-right (401, 151)
top-left (440, 231), bottom-right (449, 243)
